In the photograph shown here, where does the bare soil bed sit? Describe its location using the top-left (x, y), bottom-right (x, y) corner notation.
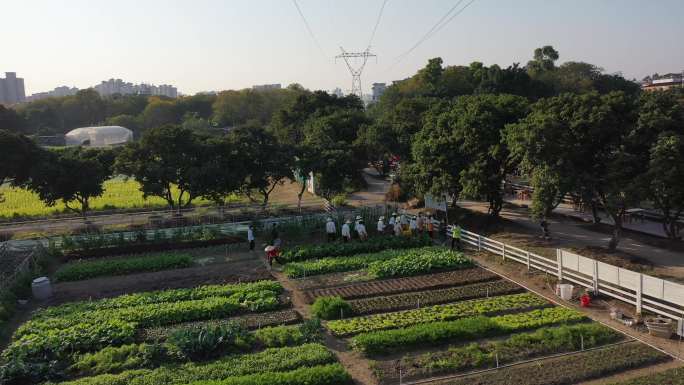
top-left (51, 257), bottom-right (271, 303)
top-left (301, 267), bottom-right (499, 303)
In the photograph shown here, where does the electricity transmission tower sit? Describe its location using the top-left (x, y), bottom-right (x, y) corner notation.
top-left (335, 47), bottom-right (376, 98)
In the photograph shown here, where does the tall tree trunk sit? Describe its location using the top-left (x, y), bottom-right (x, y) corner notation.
top-left (607, 212), bottom-right (622, 251)
top-left (590, 200), bottom-right (601, 224)
top-left (297, 182), bottom-right (306, 213)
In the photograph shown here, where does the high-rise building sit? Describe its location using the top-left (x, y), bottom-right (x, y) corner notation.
top-left (0, 72), bottom-right (26, 104)
top-left (371, 82), bottom-right (386, 102)
top-left (26, 85), bottom-right (79, 102)
top-left (331, 87), bottom-right (344, 97)
top-left (93, 79), bottom-right (178, 98)
top-left (252, 84), bottom-right (282, 91)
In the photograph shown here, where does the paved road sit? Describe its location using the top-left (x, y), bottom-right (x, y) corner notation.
top-left (460, 200), bottom-right (684, 275)
top-left (347, 168), bottom-right (391, 207)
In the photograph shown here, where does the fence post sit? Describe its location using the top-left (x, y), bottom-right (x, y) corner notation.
top-left (502, 243), bottom-right (506, 261)
top-left (477, 234), bottom-right (482, 251)
top-left (526, 251), bottom-right (531, 271)
top-left (556, 249), bottom-right (563, 281)
top-left (592, 260), bottom-right (600, 295)
top-left (636, 273), bottom-right (643, 315)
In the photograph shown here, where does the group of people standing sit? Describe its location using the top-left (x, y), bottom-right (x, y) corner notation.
top-left (326, 215), bottom-right (368, 242)
top-left (379, 212), bottom-right (437, 238)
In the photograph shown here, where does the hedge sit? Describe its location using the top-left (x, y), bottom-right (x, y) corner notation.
top-left (55, 253), bottom-right (194, 282)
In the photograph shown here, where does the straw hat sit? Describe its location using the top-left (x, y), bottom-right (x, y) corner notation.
top-left (345, 219), bottom-right (351, 224)
top-left (379, 216), bottom-right (385, 220)
top-left (355, 215), bottom-right (362, 220)
top-left (264, 246), bottom-right (276, 252)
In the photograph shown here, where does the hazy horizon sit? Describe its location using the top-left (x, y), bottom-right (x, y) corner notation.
top-left (3, 0), bottom-right (683, 96)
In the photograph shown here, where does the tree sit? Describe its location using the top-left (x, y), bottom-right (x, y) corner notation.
top-left (142, 98), bottom-right (180, 129)
top-left (229, 124), bottom-right (293, 208)
top-left (194, 138), bottom-right (247, 209)
top-left (527, 45), bottom-right (559, 75)
top-left (0, 105), bottom-right (27, 133)
top-left (0, 130), bottom-right (40, 202)
top-left (642, 134), bottom-right (684, 239)
top-left (26, 147), bottom-right (115, 219)
top-left (115, 125), bottom-right (206, 212)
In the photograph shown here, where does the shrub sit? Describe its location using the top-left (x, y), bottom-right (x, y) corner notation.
top-left (311, 297), bottom-right (353, 320)
top-left (253, 319), bottom-right (321, 348)
top-left (55, 253), bottom-right (194, 281)
top-left (166, 322), bottom-right (252, 361)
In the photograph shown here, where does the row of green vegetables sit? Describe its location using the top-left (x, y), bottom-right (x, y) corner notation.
top-left (433, 343), bottom-right (668, 385)
top-left (285, 247), bottom-right (471, 279)
top-left (350, 306), bottom-right (587, 355)
top-left (326, 292), bottom-right (548, 336)
top-left (280, 235), bottom-right (432, 263)
top-left (55, 253), bottom-right (195, 282)
top-left (373, 323), bottom-right (624, 382)
top-left (3, 282), bottom-right (284, 365)
top-left (47, 344), bottom-right (348, 385)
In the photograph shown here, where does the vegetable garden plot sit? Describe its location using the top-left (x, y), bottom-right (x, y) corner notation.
top-left (326, 292), bottom-right (549, 336)
top-left (371, 323), bottom-right (624, 383)
top-left (279, 236), bottom-right (432, 263)
top-left (608, 367), bottom-right (684, 384)
top-left (55, 252), bottom-right (195, 281)
top-left (348, 280), bottom-right (523, 315)
top-left (428, 342), bottom-right (669, 385)
top-left (302, 268), bottom-right (499, 303)
top-left (349, 307), bottom-right (587, 355)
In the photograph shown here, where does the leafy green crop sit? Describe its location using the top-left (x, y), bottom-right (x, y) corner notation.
top-left (367, 248), bottom-right (471, 278)
top-left (327, 293), bottom-right (548, 336)
top-left (50, 344), bottom-right (339, 385)
top-left (55, 253), bottom-right (194, 282)
top-left (349, 307), bottom-right (586, 355)
top-left (280, 236), bottom-right (432, 263)
top-left (311, 297), bottom-right (352, 320)
top-left (283, 248), bottom-right (409, 278)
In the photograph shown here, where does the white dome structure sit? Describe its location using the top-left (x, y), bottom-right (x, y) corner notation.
top-left (65, 126), bottom-right (133, 147)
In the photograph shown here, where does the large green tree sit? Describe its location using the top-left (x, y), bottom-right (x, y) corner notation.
top-left (115, 125), bottom-right (206, 212)
top-left (0, 130), bottom-right (40, 202)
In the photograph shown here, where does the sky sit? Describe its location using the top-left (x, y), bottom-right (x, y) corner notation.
top-left (3, 0), bottom-right (684, 96)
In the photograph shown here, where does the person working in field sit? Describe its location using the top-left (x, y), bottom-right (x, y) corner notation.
top-left (356, 219), bottom-right (368, 241)
top-left (325, 217), bottom-right (337, 242)
top-left (377, 216), bottom-right (385, 234)
top-left (247, 224), bottom-right (255, 251)
top-left (341, 219), bottom-right (352, 242)
top-left (451, 223), bottom-right (462, 250)
top-left (393, 218), bottom-right (402, 236)
top-left (409, 215), bottom-right (417, 235)
top-left (416, 213), bottom-right (425, 234)
top-left (426, 215), bottom-right (435, 238)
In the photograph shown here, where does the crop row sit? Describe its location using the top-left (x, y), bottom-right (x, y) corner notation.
top-left (302, 268), bottom-right (499, 303)
top-left (608, 367), bottom-right (684, 385)
top-left (34, 280), bottom-right (282, 319)
top-left (373, 323), bottom-right (623, 383)
top-left (326, 292), bottom-right (548, 336)
top-left (5, 288), bottom-right (283, 363)
top-left (47, 343), bottom-right (339, 385)
top-left (55, 253), bottom-right (195, 282)
top-left (284, 248), bottom-right (416, 278)
top-left (349, 280), bottom-right (522, 315)
top-left (280, 236), bottom-right (432, 263)
top-left (431, 342), bottom-right (668, 385)
top-left (140, 309), bottom-right (301, 341)
top-left (366, 249), bottom-right (471, 278)
top-left (187, 363), bottom-right (351, 385)
top-left (349, 307), bottom-right (586, 355)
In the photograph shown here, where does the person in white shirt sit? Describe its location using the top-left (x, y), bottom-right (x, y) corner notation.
top-left (394, 220), bottom-right (402, 236)
top-left (416, 213), bottom-right (425, 235)
top-left (377, 216), bottom-right (385, 234)
top-left (247, 225), bottom-right (255, 251)
top-left (356, 220), bottom-right (368, 241)
top-left (389, 213), bottom-right (396, 226)
top-left (325, 217), bottom-right (337, 242)
top-left (341, 220), bottom-right (352, 242)
top-left (409, 216), bottom-right (417, 234)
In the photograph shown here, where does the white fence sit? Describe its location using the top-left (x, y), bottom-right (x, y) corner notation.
top-left (456, 227), bottom-right (684, 323)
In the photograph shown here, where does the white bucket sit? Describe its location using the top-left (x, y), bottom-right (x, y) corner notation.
top-left (31, 276), bottom-right (53, 300)
top-left (557, 284), bottom-right (574, 301)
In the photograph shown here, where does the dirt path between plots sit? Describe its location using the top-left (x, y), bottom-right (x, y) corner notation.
top-left (271, 270), bottom-right (378, 385)
top-left (51, 258), bottom-right (271, 303)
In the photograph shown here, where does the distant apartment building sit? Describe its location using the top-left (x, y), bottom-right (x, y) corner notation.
top-left (26, 85), bottom-right (79, 102)
top-left (252, 83), bottom-right (282, 91)
top-left (0, 72), bottom-right (26, 104)
top-left (642, 72), bottom-right (684, 91)
top-left (371, 82), bottom-right (386, 102)
top-left (331, 87), bottom-right (344, 97)
top-left (94, 79), bottom-right (178, 98)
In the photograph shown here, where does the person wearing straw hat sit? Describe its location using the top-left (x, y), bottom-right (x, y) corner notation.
top-left (377, 216), bottom-right (385, 234)
top-left (341, 219), bottom-right (352, 242)
top-left (264, 245), bottom-right (279, 270)
top-left (416, 213), bottom-right (425, 234)
top-left (389, 213), bottom-right (397, 227)
top-left (409, 215), bottom-right (417, 235)
top-left (325, 217), bottom-right (337, 242)
top-left (393, 218), bottom-right (402, 236)
top-left (356, 219), bottom-right (368, 241)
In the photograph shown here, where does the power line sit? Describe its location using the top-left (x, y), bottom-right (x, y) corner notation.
top-left (367, 0), bottom-right (389, 49)
top-left (292, 0), bottom-right (327, 58)
top-left (388, 0), bottom-right (476, 70)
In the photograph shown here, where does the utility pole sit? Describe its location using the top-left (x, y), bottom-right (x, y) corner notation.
top-left (335, 47), bottom-right (376, 99)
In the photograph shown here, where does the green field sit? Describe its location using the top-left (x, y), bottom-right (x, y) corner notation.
top-left (0, 179), bottom-right (240, 219)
